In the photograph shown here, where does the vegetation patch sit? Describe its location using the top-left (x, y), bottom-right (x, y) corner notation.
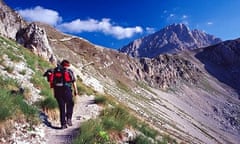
top-left (0, 76), bottom-right (38, 124)
top-left (0, 36), bottom-right (58, 120)
top-left (74, 91), bottom-right (176, 143)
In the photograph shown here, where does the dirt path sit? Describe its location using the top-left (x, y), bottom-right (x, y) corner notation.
top-left (43, 95), bottom-right (101, 144)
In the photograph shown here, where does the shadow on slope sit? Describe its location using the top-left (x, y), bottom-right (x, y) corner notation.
top-left (195, 38), bottom-right (240, 98)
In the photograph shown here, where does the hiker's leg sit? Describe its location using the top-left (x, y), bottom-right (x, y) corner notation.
top-left (54, 88), bottom-right (67, 126)
top-left (58, 97), bottom-right (66, 126)
top-left (65, 87), bottom-right (74, 120)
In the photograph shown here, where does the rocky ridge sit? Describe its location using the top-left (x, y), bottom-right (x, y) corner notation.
top-left (137, 54), bottom-right (202, 89)
top-left (120, 23), bottom-right (222, 58)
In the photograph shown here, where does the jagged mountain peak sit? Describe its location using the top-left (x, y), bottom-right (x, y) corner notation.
top-left (120, 23), bottom-right (222, 58)
top-left (165, 23), bottom-right (190, 32)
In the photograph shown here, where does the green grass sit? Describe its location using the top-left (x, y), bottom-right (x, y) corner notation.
top-left (0, 36), bottom-right (58, 122)
top-left (73, 91), bottom-right (176, 144)
top-left (94, 94), bottom-right (107, 105)
top-left (101, 106), bottom-right (133, 131)
top-left (76, 78), bottom-right (96, 96)
top-left (73, 119), bottom-right (110, 144)
top-left (37, 96), bottom-right (58, 109)
top-left (135, 123), bottom-right (158, 138)
top-left (134, 136), bottom-right (154, 144)
top-left (0, 90), bottom-right (16, 121)
top-left (0, 76), bottom-right (38, 124)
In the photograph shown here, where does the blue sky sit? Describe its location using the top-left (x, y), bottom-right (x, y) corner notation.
top-left (4, 0), bottom-right (240, 49)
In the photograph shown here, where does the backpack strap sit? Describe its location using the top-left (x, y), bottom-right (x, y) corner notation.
top-left (66, 69), bottom-right (76, 82)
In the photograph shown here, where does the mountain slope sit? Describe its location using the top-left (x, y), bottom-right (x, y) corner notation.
top-left (1, 1), bottom-right (240, 143)
top-left (38, 22), bottom-right (240, 144)
top-left (120, 23), bottom-right (221, 58)
top-left (43, 22), bottom-right (240, 143)
top-left (195, 38), bottom-right (240, 97)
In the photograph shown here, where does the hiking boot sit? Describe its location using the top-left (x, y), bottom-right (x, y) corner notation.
top-left (61, 124), bottom-right (67, 129)
top-left (67, 119), bottom-right (72, 126)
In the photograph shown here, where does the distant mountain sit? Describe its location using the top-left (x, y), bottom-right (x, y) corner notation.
top-left (120, 23), bottom-right (222, 58)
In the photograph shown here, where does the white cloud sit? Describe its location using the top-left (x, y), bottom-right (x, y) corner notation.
top-left (17, 6), bottom-right (62, 26)
top-left (207, 22), bottom-right (213, 25)
top-left (57, 18), bottom-right (143, 39)
top-left (17, 6), bottom-right (143, 39)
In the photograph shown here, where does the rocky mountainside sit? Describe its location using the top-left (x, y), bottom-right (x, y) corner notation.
top-left (195, 38), bottom-right (240, 96)
top-left (120, 23), bottom-right (222, 58)
top-left (0, 0), bottom-right (26, 39)
top-left (0, 0), bottom-right (54, 62)
top-left (1, 1), bottom-right (240, 143)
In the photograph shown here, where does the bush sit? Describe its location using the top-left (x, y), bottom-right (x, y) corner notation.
top-left (101, 106), bottom-right (129, 131)
top-left (136, 123), bottom-right (158, 139)
top-left (134, 136), bottom-right (153, 144)
top-left (94, 95), bottom-right (107, 105)
top-left (73, 119), bottom-right (108, 144)
top-left (39, 96), bottom-right (58, 110)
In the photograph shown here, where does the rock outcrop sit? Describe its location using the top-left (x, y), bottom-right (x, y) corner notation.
top-left (0, 1), bottom-right (55, 62)
top-left (136, 54), bottom-right (202, 89)
top-left (0, 0), bottom-right (26, 39)
top-left (16, 23), bottom-right (55, 62)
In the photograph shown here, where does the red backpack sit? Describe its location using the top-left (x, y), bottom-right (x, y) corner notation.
top-left (44, 66), bottom-right (74, 88)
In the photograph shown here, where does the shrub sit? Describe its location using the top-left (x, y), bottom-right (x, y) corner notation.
top-left (73, 119), bottom-right (106, 144)
top-left (94, 94), bottom-right (107, 105)
top-left (101, 106), bottom-right (129, 131)
top-left (134, 136), bottom-right (153, 144)
top-left (136, 123), bottom-right (158, 139)
top-left (39, 96), bottom-right (58, 110)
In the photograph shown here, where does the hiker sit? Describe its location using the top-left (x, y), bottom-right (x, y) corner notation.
top-left (44, 59), bottom-right (78, 129)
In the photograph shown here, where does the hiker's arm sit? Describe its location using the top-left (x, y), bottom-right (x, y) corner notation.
top-left (73, 82), bottom-right (78, 96)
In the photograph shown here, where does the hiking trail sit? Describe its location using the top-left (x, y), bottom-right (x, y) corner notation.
top-left (42, 95), bottom-right (101, 144)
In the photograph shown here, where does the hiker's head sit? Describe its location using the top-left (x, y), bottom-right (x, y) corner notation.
top-left (61, 59), bottom-right (70, 67)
